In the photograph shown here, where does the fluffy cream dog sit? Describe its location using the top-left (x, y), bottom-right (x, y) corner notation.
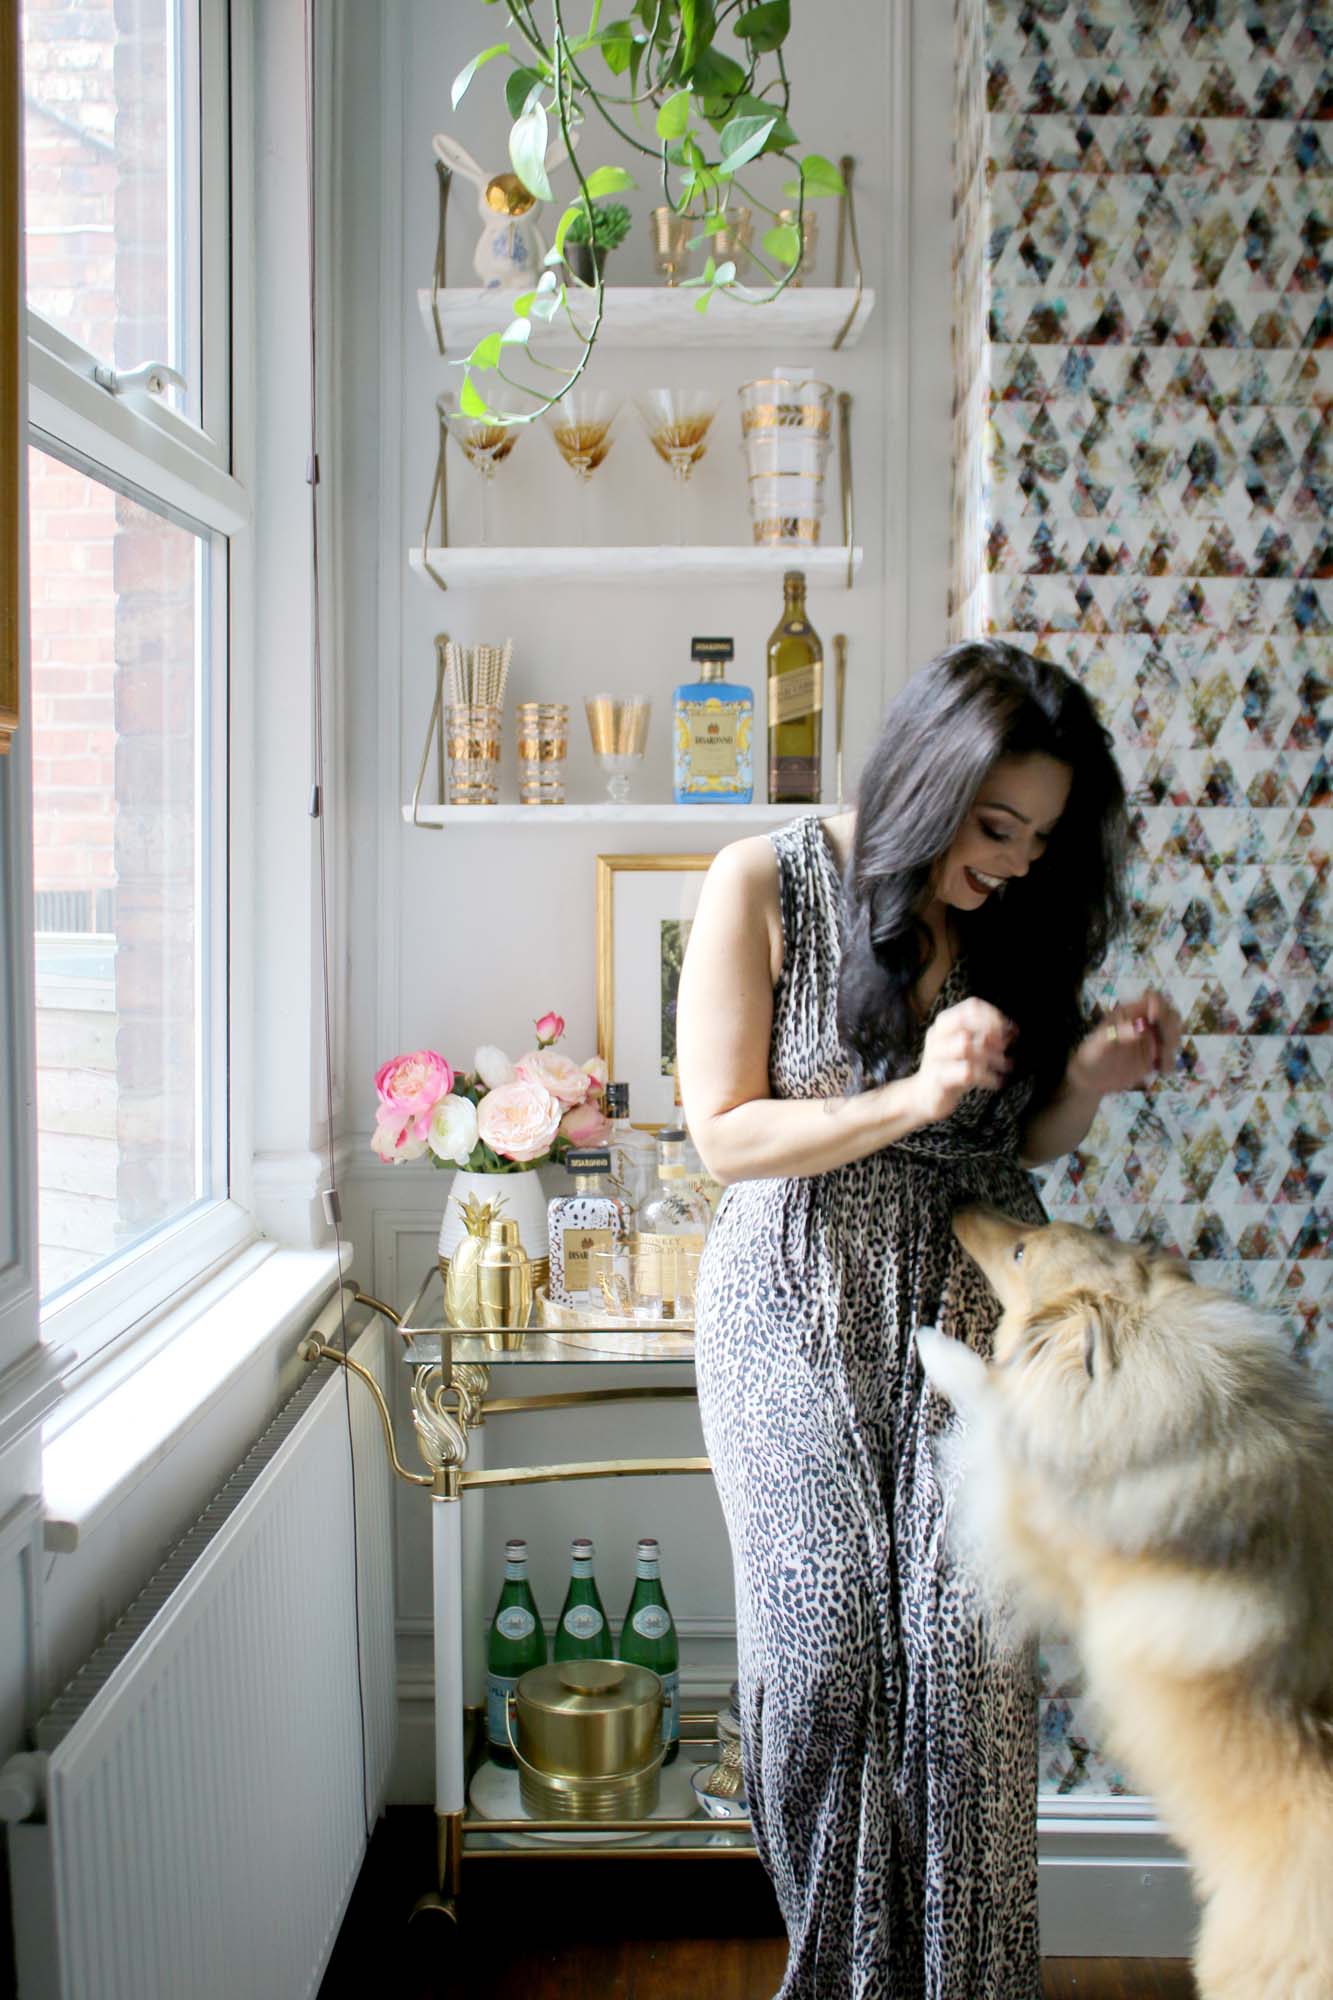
top-left (917, 1209), bottom-right (1333, 2000)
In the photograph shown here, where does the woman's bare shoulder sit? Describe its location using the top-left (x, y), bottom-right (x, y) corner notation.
top-left (706, 833), bottom-right (780, 894)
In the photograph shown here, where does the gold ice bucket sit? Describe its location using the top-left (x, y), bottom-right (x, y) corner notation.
top-left (508, 1658), bottom-right (664, 1821)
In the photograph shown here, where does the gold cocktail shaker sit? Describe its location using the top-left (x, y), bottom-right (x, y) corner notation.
top-left (479, 1217), bottom-right (533, 1347)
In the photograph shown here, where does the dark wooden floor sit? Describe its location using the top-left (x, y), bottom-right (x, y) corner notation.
top-left (319, 1809), bottom-right (1197, 1999)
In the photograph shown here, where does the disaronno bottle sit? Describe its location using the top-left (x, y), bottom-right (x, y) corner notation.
top-left (485, 1538), bottom-right (547, 1766)
top-left (767, 568), bottom-right (823, 804)
top-left (673, 636), bottom-right (754, 804)
top-left (546, 1148), bottom-right (629, 1310)
top-left (633, 1129), bottom-right (710, 1320)
top-left (617, 1537), bottom-right (680, 1764)
top-left (553, 1537), bottom-right (610, 1662)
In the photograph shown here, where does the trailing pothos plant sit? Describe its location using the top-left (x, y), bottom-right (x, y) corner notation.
top-left (450, 0), bottom-right (843, 426)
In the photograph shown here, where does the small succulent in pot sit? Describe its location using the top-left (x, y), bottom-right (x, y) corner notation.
top-left (565, 200), bottom-right (632, 286)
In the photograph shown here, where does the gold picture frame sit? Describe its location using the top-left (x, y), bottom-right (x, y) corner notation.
top-left (0, 0), bottom-right (21, 755)
top-left (595, 853), bottom-right (714, 1127)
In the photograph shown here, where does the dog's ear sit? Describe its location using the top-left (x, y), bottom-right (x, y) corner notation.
top-left (916, 1326), bottom-right (990, 1413)
top-left (1027, 1291), bottom-right (1124, 1381)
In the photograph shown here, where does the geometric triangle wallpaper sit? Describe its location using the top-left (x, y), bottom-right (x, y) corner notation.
top-left (952, 0), bottom-right (1331, 1794)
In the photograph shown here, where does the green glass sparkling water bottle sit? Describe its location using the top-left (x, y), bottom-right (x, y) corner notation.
top-left (553, 1536), bottom-right (610, 1661)
top-left (617, 1536), bottom-right (680, 1764)
top-left (485, 1538), bottom-right (547, 1766)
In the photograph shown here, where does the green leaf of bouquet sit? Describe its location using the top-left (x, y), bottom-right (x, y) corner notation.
top-left (510, 99), bottom-right (553, 202)
top-left (762, 220), bottom-right (801, 265)
top-left (506, 64), bottom-right (547, 120)
top-left (734, 0), bottom-right (789, 51)
top-left (459, 374), bottom-right (491, 419)
top-left (467, 331), bottom-right (503, 370)
top-left (718, 113), bottom-right (776, 174)
top-left (656, 90), bottom-right (692, 140)
top-left (451, 43), bottom-right (509, 111)
top-left (583, 164), bottom-right (637, 197)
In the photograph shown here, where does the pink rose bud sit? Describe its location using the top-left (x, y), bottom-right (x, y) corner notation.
top-left (533, 1011), bottom-right (566, 1048)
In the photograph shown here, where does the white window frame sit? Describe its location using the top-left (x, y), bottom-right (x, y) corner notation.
top-left (26, 0), bottom-right (253, 1387)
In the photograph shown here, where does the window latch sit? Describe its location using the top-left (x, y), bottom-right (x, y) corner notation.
top-left (92, 361), bottom-right (187, 399)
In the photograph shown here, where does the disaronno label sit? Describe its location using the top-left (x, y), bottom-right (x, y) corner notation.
top-left (681, 702), bottom-right (743, 780)
top-left (562, 1225), bottom-right (611, 1291)
top-left (768, 663), bottom-right (823, 726)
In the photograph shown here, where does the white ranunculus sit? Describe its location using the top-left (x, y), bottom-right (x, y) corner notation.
top-left (426, 1092), bottom-right (479, 1168)
top-left (474, 1043), bottom-right (517, 1090)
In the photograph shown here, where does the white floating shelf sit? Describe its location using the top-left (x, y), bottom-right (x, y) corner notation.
top-left (409, 544), bottom-right (861, 588)
top-left (417, 284), bottom-right (875, 354)
top-left (402, 802), bottom-right (842, 827)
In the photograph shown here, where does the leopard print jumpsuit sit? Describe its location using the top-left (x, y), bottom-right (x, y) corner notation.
top-left (694, 815), bottom-right (1045, 2000)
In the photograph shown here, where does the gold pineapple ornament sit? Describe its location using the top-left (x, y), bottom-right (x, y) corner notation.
top-left (443, 1192), bottom-right (507, 1327)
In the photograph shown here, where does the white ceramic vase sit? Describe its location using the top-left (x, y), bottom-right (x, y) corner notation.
top-left (437, 1166), bottom-right (550, 1272)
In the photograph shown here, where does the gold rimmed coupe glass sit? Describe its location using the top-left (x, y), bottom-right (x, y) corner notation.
top-left (650, 206), bottom-right (695, 286)
top-left (585, 695), bottom-right (651, 804)
top-left (442, 394), bottom-right (521, 545)
top-left (634, 389), bottom-right (719, 545)
top-left (544, 390), bottom-right (622, 545)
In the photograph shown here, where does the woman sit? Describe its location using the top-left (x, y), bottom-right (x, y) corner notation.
top-left (677, 641), bottom-right (1182, 2000)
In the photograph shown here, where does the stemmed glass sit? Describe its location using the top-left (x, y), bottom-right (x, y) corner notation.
top-left (442, 392), bottom-right (520, 546)
top-left (585, 695), bottom-right (651, 804)
top-left (544, 390), bottom-right (622, 545)
top-left (634, 390), bottom-right (719, 545)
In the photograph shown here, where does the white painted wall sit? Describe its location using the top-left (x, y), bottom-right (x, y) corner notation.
top-left (330, 0), bottom-right (958, 1802)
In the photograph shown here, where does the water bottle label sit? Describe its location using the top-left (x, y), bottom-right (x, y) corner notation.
top-left (631, 1605), bottom-right (672, 1641)
top-left (487, 1673), bottom-right (517, 1748)
top-left (562, 1604), bottom-right (605, 1640)
top-left (660, 1669), bottom-right (680, 1744)
top-left (496, 1606), bottom-right (536, 1641)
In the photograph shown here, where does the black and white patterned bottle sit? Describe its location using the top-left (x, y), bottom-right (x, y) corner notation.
top-left (546, 1147), bottom-right (629, 1308)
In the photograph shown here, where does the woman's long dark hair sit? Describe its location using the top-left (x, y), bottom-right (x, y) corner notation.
top-left (838, 640), bottom-right (1128, 1105)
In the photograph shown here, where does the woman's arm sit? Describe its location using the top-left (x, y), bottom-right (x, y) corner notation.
top-left (1020, 989), bottom-right (1183, 1166)
top-left (677, 838), bottom-right (1012, 1185)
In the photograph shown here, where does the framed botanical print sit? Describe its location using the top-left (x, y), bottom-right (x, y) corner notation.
top-left (595, 853), bottom-right (714, 1126)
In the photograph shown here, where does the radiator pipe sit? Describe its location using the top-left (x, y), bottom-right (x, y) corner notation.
top-left (0, 1751), bottom-right (45, 1824)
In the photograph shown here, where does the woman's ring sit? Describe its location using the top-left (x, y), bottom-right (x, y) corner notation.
top-left (1106, 1021), bottom-right (1119, 1043)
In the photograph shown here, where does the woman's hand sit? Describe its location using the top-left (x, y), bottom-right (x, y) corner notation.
top-left (1065, 989), bottom-right (1183, 1099)
top-left (910, 999), bottom-right (1015, 1126)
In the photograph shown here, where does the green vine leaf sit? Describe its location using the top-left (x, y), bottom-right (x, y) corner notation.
top-left (583, 164), bottom-right (637, 197)
top-left (784, 152), bottom-right (846, 198)
top-left (734, 0), bottom-right (789, 51)
top-left (509, 96), bottom-right (553, 201)
top-left (718, 112), bottom-right (777, 174)
top-left (467, 330), bottom-right (504, 370)
top-left (552, 203), bottom-right (581, 258)
top-left (656, 89), bottom-right (692, 140)
top-left (729, 92), bottom-right (797, 150)
top-left (692, 46), bottom-right (746, 120)
top-left (530, 270), bottom-right (565, 321)
top-left (762, 220), bottom-right (800, 265)
top-left (459, 374), bottom-right (491, 420)
top-left (597, 18), bottom-right (635, 74)
top-left (451, 42), bottom-right (509, 111)
top-left (506, 64), bottom-right (547, 120)
top-left (500, 318), bottom-right (532, 346)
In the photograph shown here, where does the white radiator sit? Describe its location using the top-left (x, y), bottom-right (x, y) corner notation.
top-left (5, 1308), bottom-right (396, 2000)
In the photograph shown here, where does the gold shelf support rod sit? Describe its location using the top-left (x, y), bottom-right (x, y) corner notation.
top-left (838, 389), bottom-right (855, 593)
top-left (430, 160), bottom-right (452, 356)
top-left (832, 154), bottom-right (864, 353)
top-left (298, 1338), bottom-right (437, 1489)
top-left (464, 1815), bottom-right (752, 1836)
top-left (419, 397), bottom-right (451, 592)
top-left (409, 632), bottom-right (450, 828)
top-left (483, 1386), bottom-right (699, 1416)
top-left (461, 1455), bottom-right (711, 1490)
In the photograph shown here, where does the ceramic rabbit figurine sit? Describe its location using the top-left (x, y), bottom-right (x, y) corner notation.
top-left (432, 131), bottom-right (576, 290)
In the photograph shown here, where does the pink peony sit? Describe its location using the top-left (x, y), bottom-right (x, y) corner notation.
top-left (371, 1115), bottom-right (429, 1164)
top-left (533, 1010), bottom-right (566, 1048)
top-left (375, 1049), bottom-right (453, 1141)
top-left (476, 1078), bottom-right (562, 1163)
top-left (580, 1054), bottom-right (608, 1092)
top-left (559, 1098), bottom-right (611, 1146)
top-left (516, 1047), bottom-right (593, 1107)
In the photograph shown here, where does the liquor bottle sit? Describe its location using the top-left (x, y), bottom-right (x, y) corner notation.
top-left (485, 1538), bottom-right (547, 1766)
top-left (554, 1536), bottom-right (611, 1660)
top-left (603, 1082), bottom-right (657, 1220)
top-left (632, 1128), bottom-right (711, 1320)
top-left (546, 1148), bottom-right (629, 1309)
top-left (767, 568), bottom-right (823, 804)
top-left (673, 635), bottom-right (754, 804)
top-left (617, 1536), bottom-right (681, 1764)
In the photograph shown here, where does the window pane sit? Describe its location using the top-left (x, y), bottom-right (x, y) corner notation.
top-left (22, 0), bottom-right (200, 418)
top-left (28, 444), bottom-right (214, 1301)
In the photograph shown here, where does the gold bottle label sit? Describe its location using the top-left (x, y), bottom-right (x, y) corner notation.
top-left (768, 663), bottom-right (823, 724)
top-left (681, 702), bottom-right (742, 780)
top-left (563, 1226), bottom-right (611, 1291)
top-left (631, 1231), bottom-right (706, 1309)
